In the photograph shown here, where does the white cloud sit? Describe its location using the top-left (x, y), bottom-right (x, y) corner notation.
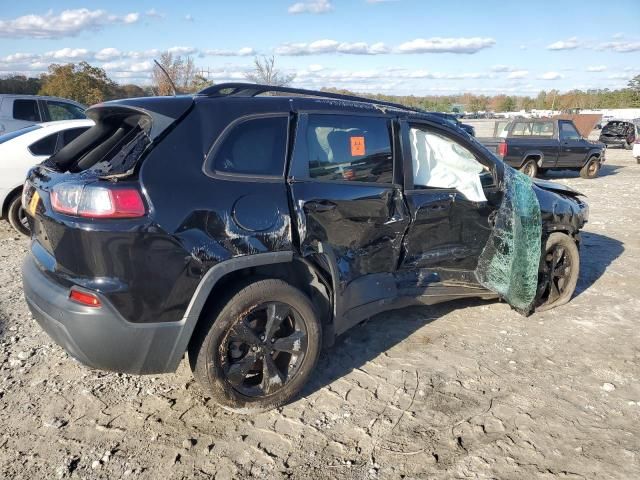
top-left (397, 37), bottom-right (495, 54)
top-left (288, 0), bottom-right (333, 14)
top-left (546, 37), bottom-right (580, 50)
top-left (491, 65), bottom-right (512, 72)
top-left (145, 9), bottom-right (164, 19)
top-left (276, 40), bottom-right (390, 55)
top-left (123, 13), bottom-right (140, 24)
top-left (94, 48), bottom-right (122, 61)
top-left (44, 48), bottom-right (90, 60)
top-left (607, 73), bottom-right (632, 80)
top-left (0, 9), bottom-right (143, 38)
top-left (185, 14), bottom-right (194, 22)
top-left (308, 64), bottom-right (324, 72)
top-left (539, 72), bottom-right (563, 80)
top-left (167, 46), bottom-right (198, 56)
top-left (202, 48), bottom-right (255, 57)
top-left (507, 70), bottom-right (528, 79)
top-left (587, 65), bottom-right (607, 72)
top-left (597, 41), bottom-right (640, 52)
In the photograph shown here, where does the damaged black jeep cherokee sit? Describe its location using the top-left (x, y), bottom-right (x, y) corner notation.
top-left (21, 84), bottom-right (589, 412)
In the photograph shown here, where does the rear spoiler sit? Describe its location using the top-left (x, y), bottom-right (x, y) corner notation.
top-left (86, 96), bottom-right (194, 141)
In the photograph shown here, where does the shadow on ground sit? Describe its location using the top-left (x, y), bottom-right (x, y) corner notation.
top-left (542, 163), bottom-right (623, 179)
top-left (304, 297), bottom-right (491, 397)
top-left (304, 231), bottom-right (621, 396)
top-left (575, 231), bottom-right (624, 296)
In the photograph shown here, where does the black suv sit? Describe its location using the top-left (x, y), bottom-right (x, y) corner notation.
top-left (21, 84), bottom-right (589, 412)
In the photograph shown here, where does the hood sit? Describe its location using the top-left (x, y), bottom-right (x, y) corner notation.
top-left (531, 178), bottom-right (583, 197)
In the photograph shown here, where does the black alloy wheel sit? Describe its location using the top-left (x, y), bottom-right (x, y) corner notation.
top-left (221, 302), bottom-right (308, 398)
top-left (189, 278), bottom-right (321, 412)
top-left (536, 232), bottom-right (580, 311)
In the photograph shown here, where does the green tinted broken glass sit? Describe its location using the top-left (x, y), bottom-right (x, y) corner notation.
top-left (475, 167), bottom-right (542, 313)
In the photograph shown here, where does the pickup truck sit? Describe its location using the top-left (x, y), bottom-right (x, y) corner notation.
top-left (480, 118), bottom-right (606, 178)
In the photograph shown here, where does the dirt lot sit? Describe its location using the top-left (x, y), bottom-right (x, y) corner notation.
top-left (1, 140), bottom-right (639, 479)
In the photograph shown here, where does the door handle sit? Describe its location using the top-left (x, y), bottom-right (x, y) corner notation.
top-left (305, 201), bottom-right (337, 213)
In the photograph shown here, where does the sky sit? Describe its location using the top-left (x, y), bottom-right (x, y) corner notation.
top-left (1, 0), bottom-right (639, 96)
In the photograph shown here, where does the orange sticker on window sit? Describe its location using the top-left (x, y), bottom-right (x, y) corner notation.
top-left (350, 136), bottom-right (365, 156)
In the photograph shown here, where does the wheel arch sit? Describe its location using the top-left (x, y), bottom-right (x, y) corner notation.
top-left (1, 184), bottom-right (23, 219)
top-left (167, 252), bottom-right (335, 371)
top-left (521, 151), bottom-right (544, 168)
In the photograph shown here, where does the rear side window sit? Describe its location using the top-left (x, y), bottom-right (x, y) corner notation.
top-left (29, 132), bottom-right (59, 156)
top-left (303, 114), bottom-right (393, 183)
top-left (211, 116), bottom-right (288, 176)
top-left (45, 101), bottom-right (86, 121)
top-left (13, 99), bottom-right (40, 122)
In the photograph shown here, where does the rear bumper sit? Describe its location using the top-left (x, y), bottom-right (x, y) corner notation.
top-left (22, 254), bottom-right (185, 374)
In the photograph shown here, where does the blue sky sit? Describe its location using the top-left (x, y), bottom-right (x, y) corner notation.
top-left (1, 0), bottom-right (639, 96)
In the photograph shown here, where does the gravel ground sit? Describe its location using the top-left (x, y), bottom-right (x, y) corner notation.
top-left (1, 141), bottom-right (639, 479)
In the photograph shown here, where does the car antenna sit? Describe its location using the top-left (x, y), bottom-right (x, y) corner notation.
top-left (153, 59), bottom-right (177, 96)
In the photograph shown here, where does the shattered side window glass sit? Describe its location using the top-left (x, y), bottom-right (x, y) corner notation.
top-left (474, 167), bottom-right (542, 314)
top-left (409, 127), bottom-right (488, 202)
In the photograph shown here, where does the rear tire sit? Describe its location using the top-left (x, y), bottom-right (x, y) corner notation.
top-left (7, 194), bottom-right (29, 236)
top-left (520, 159), bottom-right (538, 178)
top-left (579, 156), bottom-right (600, 179)
top-left (535, 233), bottom-right (579, 312)
top-left (189, 279), bottom-right (322, 413)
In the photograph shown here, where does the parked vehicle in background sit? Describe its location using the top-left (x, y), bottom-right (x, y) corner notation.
top-left (0, 119), bottom-right (94, 234)
top-left (633, 125), bottom-right (640, 163)
top-left (480, 118), bottom-right (606, 178)
top-left (0, 95), bottom-right (86, 135)
top-left (433, 112), bottom-right (476, 136)
top-left (598, 119), bottom-right (638, 150)
top-left (21, 84), bottom-right (588, 412)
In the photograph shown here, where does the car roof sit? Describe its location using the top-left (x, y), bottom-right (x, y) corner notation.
top-left (0, 94), bottom-right (86, 108)
top-left (36, 119), bottom-right (95, 129)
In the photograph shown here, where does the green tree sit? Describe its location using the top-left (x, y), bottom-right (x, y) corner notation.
top-left (628, 75), bottom-right (640, 92)
top-left (39, 62), bottom-right (116, 105)
top-left (498, 96), bottom-right (517, 112)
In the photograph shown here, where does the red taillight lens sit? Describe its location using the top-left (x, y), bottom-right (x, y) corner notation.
top-left (51, 183), bottom-right (145, 218)
top-left (497, 142), bottom-right (508, 157)
top-left (69, 289), bottom-right (101, 307)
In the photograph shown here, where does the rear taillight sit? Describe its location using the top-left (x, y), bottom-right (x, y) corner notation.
top-left (497, 141), bottom-right (508, 157)
top-left (51, 183), bottom-right (146, 219)
top-left (69, 289), bottom-right (101, 307)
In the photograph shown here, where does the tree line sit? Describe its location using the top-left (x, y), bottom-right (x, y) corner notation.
top-left (1, 55), bottom-right (639, 111)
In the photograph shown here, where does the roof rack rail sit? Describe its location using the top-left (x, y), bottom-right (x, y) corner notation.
top-left (197, 82), bottom-right (425, 114)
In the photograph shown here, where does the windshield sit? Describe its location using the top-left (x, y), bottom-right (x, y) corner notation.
top-left (0, 125), bottom-right (42, 145)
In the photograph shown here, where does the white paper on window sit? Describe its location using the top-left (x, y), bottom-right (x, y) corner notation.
top-left (410, 128), bottom-right (487, 202)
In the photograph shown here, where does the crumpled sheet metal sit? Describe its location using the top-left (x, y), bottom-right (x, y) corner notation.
top-left (474, 167), bottom-right (542, 314)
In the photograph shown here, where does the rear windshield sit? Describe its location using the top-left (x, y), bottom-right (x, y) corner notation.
top-left (47, 112), bottom-right (151, 175)
top-left (602, 122), bottom-right (630, 133)
top-left (0, 125), bottom-right (42, 144)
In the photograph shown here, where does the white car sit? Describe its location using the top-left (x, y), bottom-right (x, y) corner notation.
top-left (0, 94), bottom-right (86, 135)
top-left (0, 119), bottom-right (94, 234)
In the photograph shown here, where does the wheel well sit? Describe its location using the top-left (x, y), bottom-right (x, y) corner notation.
top-left (1, 185), bottom-right (22, 219)
top-left (189, 257), bottom-right (334, 351)
top-left (523, 154), bottom-right (542, 167)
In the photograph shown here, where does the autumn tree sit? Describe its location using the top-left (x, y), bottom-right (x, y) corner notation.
top-left (245, 56), bottom-right (295, 86)
top-left (152, 52), bottom-right (199, 95)
top-left (39, 62), bottom-right (116, 105)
